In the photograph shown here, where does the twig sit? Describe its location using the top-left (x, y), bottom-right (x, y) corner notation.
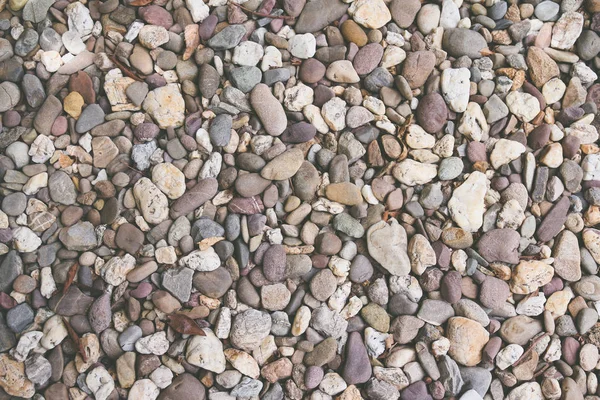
top-left (74, 282), bottom-right (105, 296)
top-left (63, 262), bottom-right (79, 295)
top-left (120, 161), bottom-right (143, 174)
top-left (108, 54), bottom-right (144, 82)
top-left (512, 333), bottom-right (548, 367)
top-left (532, 363), bottom-right (551, 379)
top-left (62, 317), bottom-right (89, 362)
top-left (228, 1), bottom-right (295, 19)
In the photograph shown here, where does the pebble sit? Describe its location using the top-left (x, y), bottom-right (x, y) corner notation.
top-left (448, 171), bottom-right (487, 232)
top-left (230, 309), bottom-right (272, 352)
top-left (289, 34), bottom-right (316, 59)
top-left (367, 219), bottom-right (410, 276)
top-left (416, 93), bottom-right (448, 133)
top-left (260, 148), bottom-right (303, 181)
top-left (251, 84), bottom-right (288, 136)
top-left (441, 68), bottom-right (471, 113)
top-left (186, 329), bottom-right (226, 373)
top-left (447, 317), bottom-right (490, 366)
top-left (443, 29), bottom-right (487, 59)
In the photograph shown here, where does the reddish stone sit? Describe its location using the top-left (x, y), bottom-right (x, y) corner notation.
top-left (69, 71), bottom-right (96, 104)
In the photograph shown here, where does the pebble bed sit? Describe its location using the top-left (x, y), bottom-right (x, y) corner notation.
top-left (2, 0), bottom-right (600, 399)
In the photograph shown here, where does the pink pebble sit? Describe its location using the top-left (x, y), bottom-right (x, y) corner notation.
top-left (51, 116), bottom-right (68, 136)
top-left (130, 282), bottom-right (153, 299)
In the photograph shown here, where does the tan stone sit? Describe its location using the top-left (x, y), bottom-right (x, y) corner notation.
top-left (341, 20), bottom-right (368, 47)
top-left (0, 354), bottom-right (35, 398)
top-left (510, 260), bottom-right (554, 295)
top-left (261, 148), bottom-right (304, 181)
top-left (104, 69), bottom-right (141, 112)
top-left (64, 91), bottom-right (85, 119)
top-left (92, 137), bottom-right (119, 169)
top-left (526, 47), bottom-right (559, 87)
top-left (447, 317), bottom-right (489, 366)
top-left (349, 0), bottom-right (391, 29)
top-left (152, 163), bottom-right (186, 199)
top-left (116, 352), bottom-right (136, 389)
top-left (260, 357), bottom-right (293, 383)
top-left (75, 333), bottom-right (101, 373)
top-left (325, 182), bottom-right (363, 206)
top-left (142, 84), bottom-right (185, 129)
top-left (224, 348), bottom-right (260, 379)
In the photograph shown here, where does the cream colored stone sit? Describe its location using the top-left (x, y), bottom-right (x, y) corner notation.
top-left (448, 171), bottom-right (487, 232)
top-left (510, 260), bottom-right (554, 295)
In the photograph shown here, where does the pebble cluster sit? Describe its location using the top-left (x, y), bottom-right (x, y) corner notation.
top-left (2, 0), bottom-right (600, 399)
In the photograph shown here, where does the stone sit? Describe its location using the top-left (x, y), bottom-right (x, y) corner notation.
top-left (535, 1), bottom-right (559, 20)
top-left (448, 171), bottom-right (487, 232)
top-left (551, 12), bottom-right (584, 50)
top-left (510, 260), bottom-right (554, 295)
top-left (479, 276), bottom-right (511, 310)
top-left (507, 382), bottom-right (543, 400)
top-left (490, 139), bottom-right (526, 169)
top-left (325, 182), bottom-right (363, 206)
top-left (536, 196), bottom-right (570, 242)
top-left (129, 379), bottom-right (160, 400)
top-left (76, 104), bottom-right (105, 133)
top-left (447, 317), bottom-right (490, 366)
top-left (310, 269), bottom-right (337, 301)
top-left (500, 316), bottom-right (544, 345)
top-left (158, 374), bottom-right (206, 400)
top-left (86, 366), bottom-right (115, 400)
top-left (393, 159), bottom-right (437, 186)
top-left (170, 178), bottom-right (218, 219)
top-left (441, 68), bottom-right (471, 113)
top-left (553, 230), bottom-right (581, 281)
top-left (0, 354), bottom-right (35, 398)
top-left (327, 60), bottom-right (360, 83)
top-left (402, 51), bottom-right (436, 89)
top-left (143, 84), bottom-right (185, 129)
top-left (527, 47), bottom-right (559, 87)
top-left (0, 82), bottom-right (20, 113)
top-left (390, 0), bottom-right (421, 27)
top-left (578, 30), bottom-right (600, 60)
top-left (295, 0), bottom-right (349, 34)
top-left (443, 29), bottom-right (487, 59)
top-left (261, 148), bottom-right (304, 180)
top-left (348, 0), bottom-right (391, 29)
top-left (180, 247), bottom-right (221, 271)
top-left (416, 93), bottom-right (447, 133)
top-left (207, 24), bottom-right (246, 50)
top-left (417, 4), bottom-right (441, 34)
top-left (367, 219), bottom-right (411, 276)
top-left (289, 34), bottom-right (316, 59)
top-left (133, 178), bottom-right (169, 224)
top-left (138, 25), bottom-right (169, 49)
top-left (230, 66), bottom-right (262, 93)
top-left (49, 170), bottom-right (77, 205)
top-left (250, 84), bottom-right (287, 136)
top-left (6, 303), bottom-right (34, 333)
top-left (186, 329), bottom-right (226, 373)
top-left (92, 137), bottom-right (118, 168)
top-left (233, 41), bottom-right (264, 66)
top-left (0, 251), bottom-right (22, 293)
top-left (12, 227), bottom-right (42, 253)
top-left (506, 91), bottom-right (541, 122)
top-left (342, 332), bottom-right (372, 384)
top-left (152, 163), bottom-right (186, 199)
top-left (224, 348), bottom-right (260, 379)
top-left (230, 309), bottom-right (272, 351)
top-left (89, 293), bottom-right (111, 334)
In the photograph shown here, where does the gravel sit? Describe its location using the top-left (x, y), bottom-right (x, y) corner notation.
top-left (0, 0), bottom-right (599, 399)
